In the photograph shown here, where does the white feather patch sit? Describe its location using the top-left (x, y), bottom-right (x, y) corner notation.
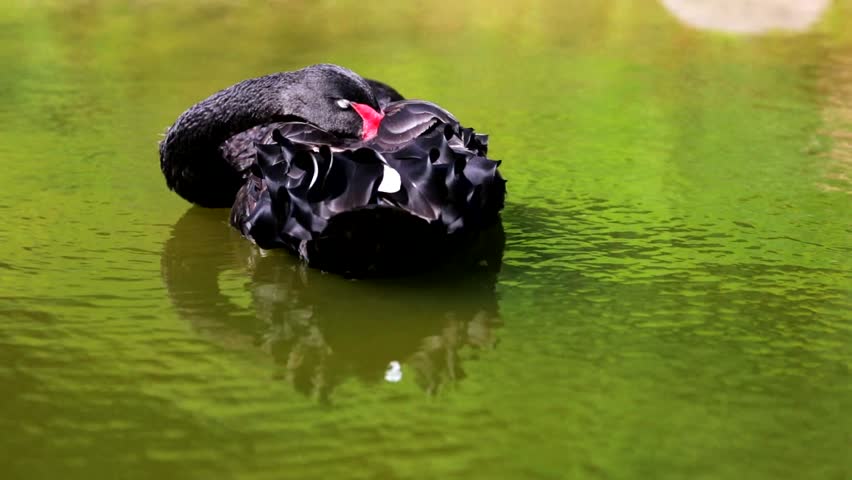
top-left (308, 155), bottom-right (319, 189)
top-left (378, 165), bottom-right (401, 193)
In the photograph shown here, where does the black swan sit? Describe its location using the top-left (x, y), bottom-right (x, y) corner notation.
top-left (159, 64), bottom-right (505, 275)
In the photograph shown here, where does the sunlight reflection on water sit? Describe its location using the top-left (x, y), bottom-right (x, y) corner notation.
top-left (661, 0), bottom-right (832, 34)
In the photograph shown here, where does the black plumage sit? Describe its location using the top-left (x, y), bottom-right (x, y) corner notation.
top-left (229, 100), bottom-right (505, 276)
top-left (159, 64), bottom-right (505, 275)
top-left (159, 64), bottom-right (401, 207)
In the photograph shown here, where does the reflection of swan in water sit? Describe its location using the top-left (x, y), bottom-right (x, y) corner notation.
top-left (660, 0), bottom-right (831, 34)
top-left (161, 207), bottom-right (504, 400)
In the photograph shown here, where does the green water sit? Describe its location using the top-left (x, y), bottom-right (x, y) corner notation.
top-left (1, 1), bottom-right (850, 478)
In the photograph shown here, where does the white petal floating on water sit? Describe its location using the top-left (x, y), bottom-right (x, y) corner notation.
top-left (384, 361), bottom-right (403, 383)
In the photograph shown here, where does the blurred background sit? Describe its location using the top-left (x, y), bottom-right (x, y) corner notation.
top-left (0, 1), bottom-right (850, 479)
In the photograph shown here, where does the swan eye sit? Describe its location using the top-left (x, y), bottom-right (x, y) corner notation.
top-left (335, 99), bottom-right (351, 109)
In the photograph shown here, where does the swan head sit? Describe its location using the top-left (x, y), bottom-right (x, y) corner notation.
top-left (292, 64), bottom-right (385, 140)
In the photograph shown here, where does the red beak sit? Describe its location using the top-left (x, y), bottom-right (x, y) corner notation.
top-left (351, 102), bottom-right (384, 140)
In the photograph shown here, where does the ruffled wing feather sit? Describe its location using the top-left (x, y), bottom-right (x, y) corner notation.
top-left (230, 100), bottom-right (506, 275)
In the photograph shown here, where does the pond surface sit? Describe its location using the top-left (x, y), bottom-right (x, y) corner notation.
top-left (1, 1), bottom-right (850, 479)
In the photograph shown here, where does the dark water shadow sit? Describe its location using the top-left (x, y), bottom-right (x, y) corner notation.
top-left (161, 207), bottom-right (505, 401)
